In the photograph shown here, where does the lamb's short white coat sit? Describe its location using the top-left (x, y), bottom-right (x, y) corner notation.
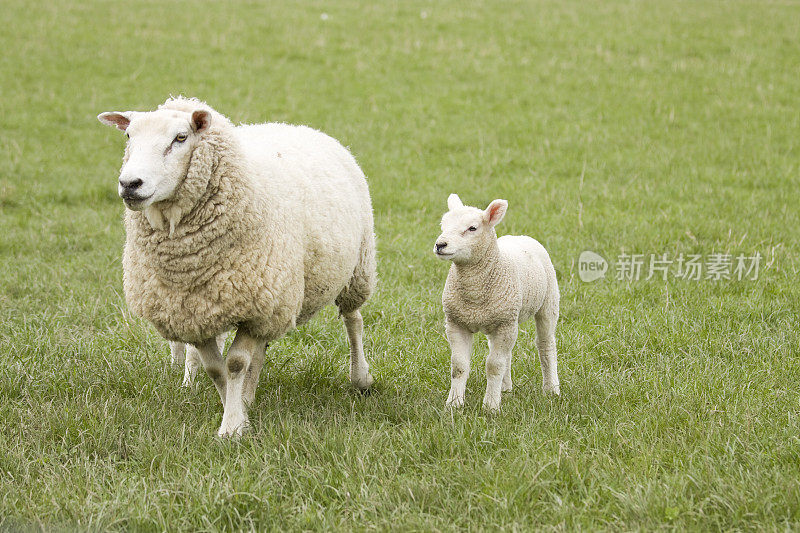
top-left (98, 97), bottom-right (376, 437)
top-left (434, 194), bottom-right (560, 411)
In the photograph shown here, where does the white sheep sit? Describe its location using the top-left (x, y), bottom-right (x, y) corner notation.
top-left (434, 194), bottom-right (560, 411)
top-left (98, 97), bottom-right (376, 437)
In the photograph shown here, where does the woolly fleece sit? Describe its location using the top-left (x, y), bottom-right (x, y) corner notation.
top-left (118, 97), bottom-right (376, 346)
top-left (434, 194), bottom-right (560, 411)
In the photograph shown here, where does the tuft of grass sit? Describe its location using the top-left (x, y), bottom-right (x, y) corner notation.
top-left (1, 0), bottom-right (799, 530)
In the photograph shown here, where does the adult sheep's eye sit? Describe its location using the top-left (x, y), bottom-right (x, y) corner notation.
top-left (125, 133), bottom-right (129, 139)
top-left (175, 133), bottom-right (188, 143)
top-left (468, 226), bottom-right (477, 232)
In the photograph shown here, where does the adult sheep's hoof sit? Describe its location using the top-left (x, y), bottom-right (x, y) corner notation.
top-left (217, 413), bottom-right (249, 438)
top-left (351, 372), bottom-right (374, 392)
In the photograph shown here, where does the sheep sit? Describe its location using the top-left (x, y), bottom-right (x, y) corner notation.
top-left (98, 96), bottom-right (376, 437)
top-left (433, 194), bottom-right (560, 411)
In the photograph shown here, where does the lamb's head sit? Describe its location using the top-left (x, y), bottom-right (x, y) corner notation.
top-left (98, 108), bottom-right (211, 211)
top-left (434, 194), bottom-right (508, 264)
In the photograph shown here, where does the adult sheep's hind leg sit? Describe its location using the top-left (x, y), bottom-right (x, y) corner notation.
top-left (170, 341), bottom-right (186, 368)
top-left (182, 345), bottom-right (202, 387)
top-left (341, 310), bottom-right (373, 391)
top-left (336, 236), bottom-right (376, 391)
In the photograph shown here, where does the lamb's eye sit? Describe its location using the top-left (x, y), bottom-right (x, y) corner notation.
top-left (468, 226), bottom-right (477, 232)
top-left (175, 133), bottom-right (188, 143)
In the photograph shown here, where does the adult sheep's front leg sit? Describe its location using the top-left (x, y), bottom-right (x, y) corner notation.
top-left (342, 310), bottom-right (373, 391)
top-left (242, 343), bottom-right (266, 406)
top-left (218, 330), bottom-right (268, 438)
top-left (484, 325), bottom-right (518, 412)
top-left (192, 338), bottom-right (227, 407)
top-left (182, 334), bottom-right (228, 387)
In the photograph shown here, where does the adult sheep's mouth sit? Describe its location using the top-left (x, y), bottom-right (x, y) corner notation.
top-left (122, 194), bottom-right (153, 210)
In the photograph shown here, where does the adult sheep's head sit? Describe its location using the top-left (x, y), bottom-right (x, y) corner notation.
top-left (434, 194), bottom-right (508, 264)
top-left (97, 108), bottom-right (211, 211)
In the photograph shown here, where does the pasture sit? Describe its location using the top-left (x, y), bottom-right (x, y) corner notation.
top-left (1, 0), bottom-right (799, 529)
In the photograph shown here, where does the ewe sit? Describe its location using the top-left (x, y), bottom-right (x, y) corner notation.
top-left (434, 194), bottom-right (560, 411)
top-left (98, 97), bottom-right (376, 437)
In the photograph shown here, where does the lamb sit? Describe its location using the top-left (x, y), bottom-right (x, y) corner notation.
top-left (433, 194), bottom-right (560, 411)
top-left (98, 96), bottom-right (376, 437)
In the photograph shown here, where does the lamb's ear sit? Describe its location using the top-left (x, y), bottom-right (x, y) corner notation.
top-left (97, 112), bottom-right (132, 132)
top-left (191, 110), bottom-right (211, 133)
top-left (447, 194), bottom-right (463, 210)
top-left (483, 199), bottom-right (508, 227)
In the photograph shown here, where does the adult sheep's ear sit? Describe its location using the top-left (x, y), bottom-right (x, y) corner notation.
top-left (447, 194), bottom-right (464, 211)
top-left (97, 111), bottom-right (132, 132)
top-left (483, 199), bottom-right (508, 227)
top-left (191, 110), bottom-right (211, 133)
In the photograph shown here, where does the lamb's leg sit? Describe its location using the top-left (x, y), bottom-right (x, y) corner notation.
top-left (242, 343), bottom-right (267, 406)
top-left (445, 321), bottom-right (473, 408)
top-left (502, 363), bottom-right (513, 393)
top-left (501, 334), bottom-right (513, 393)
top-left (218, 330), bottom-right (268, 437)
top-left (535, 309), bottom-right (560, 396)
top-left (192, 338), bottom-right (227, 407)
top-left (484, 325), bottom-right (518, 412)
top-left (342, 310), bottom-right (373, 391)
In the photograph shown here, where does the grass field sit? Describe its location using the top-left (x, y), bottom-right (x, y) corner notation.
top-left (2, 0), bottom-right (800, 530)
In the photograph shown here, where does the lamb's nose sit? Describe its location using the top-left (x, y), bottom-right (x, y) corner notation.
top-left (435, 242), bottom-right (448, 253)
top-left (119, 177), bottom-right (143, 190)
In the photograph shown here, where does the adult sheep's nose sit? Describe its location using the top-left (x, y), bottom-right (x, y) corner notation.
top-left (119, 177), bottom-right (143, 191)
top-left (435, 242), bottom-right (448, 253)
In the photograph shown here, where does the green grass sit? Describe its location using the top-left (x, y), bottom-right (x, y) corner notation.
top-left (2, 0), bottom-right (800, 530)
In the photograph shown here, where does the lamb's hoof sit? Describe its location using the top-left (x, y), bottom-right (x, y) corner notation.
top-left (445, 390), bottom-right (465, 408)
top-left (217, 414), bottom-right (249, 438)
top-left (351, 372), bottom-right (374, 392)
top-left (501, 382), bottom-right (513, 393)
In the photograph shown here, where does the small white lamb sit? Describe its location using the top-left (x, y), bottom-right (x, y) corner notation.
top-left (434, 194), bottom-right (560, 411)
